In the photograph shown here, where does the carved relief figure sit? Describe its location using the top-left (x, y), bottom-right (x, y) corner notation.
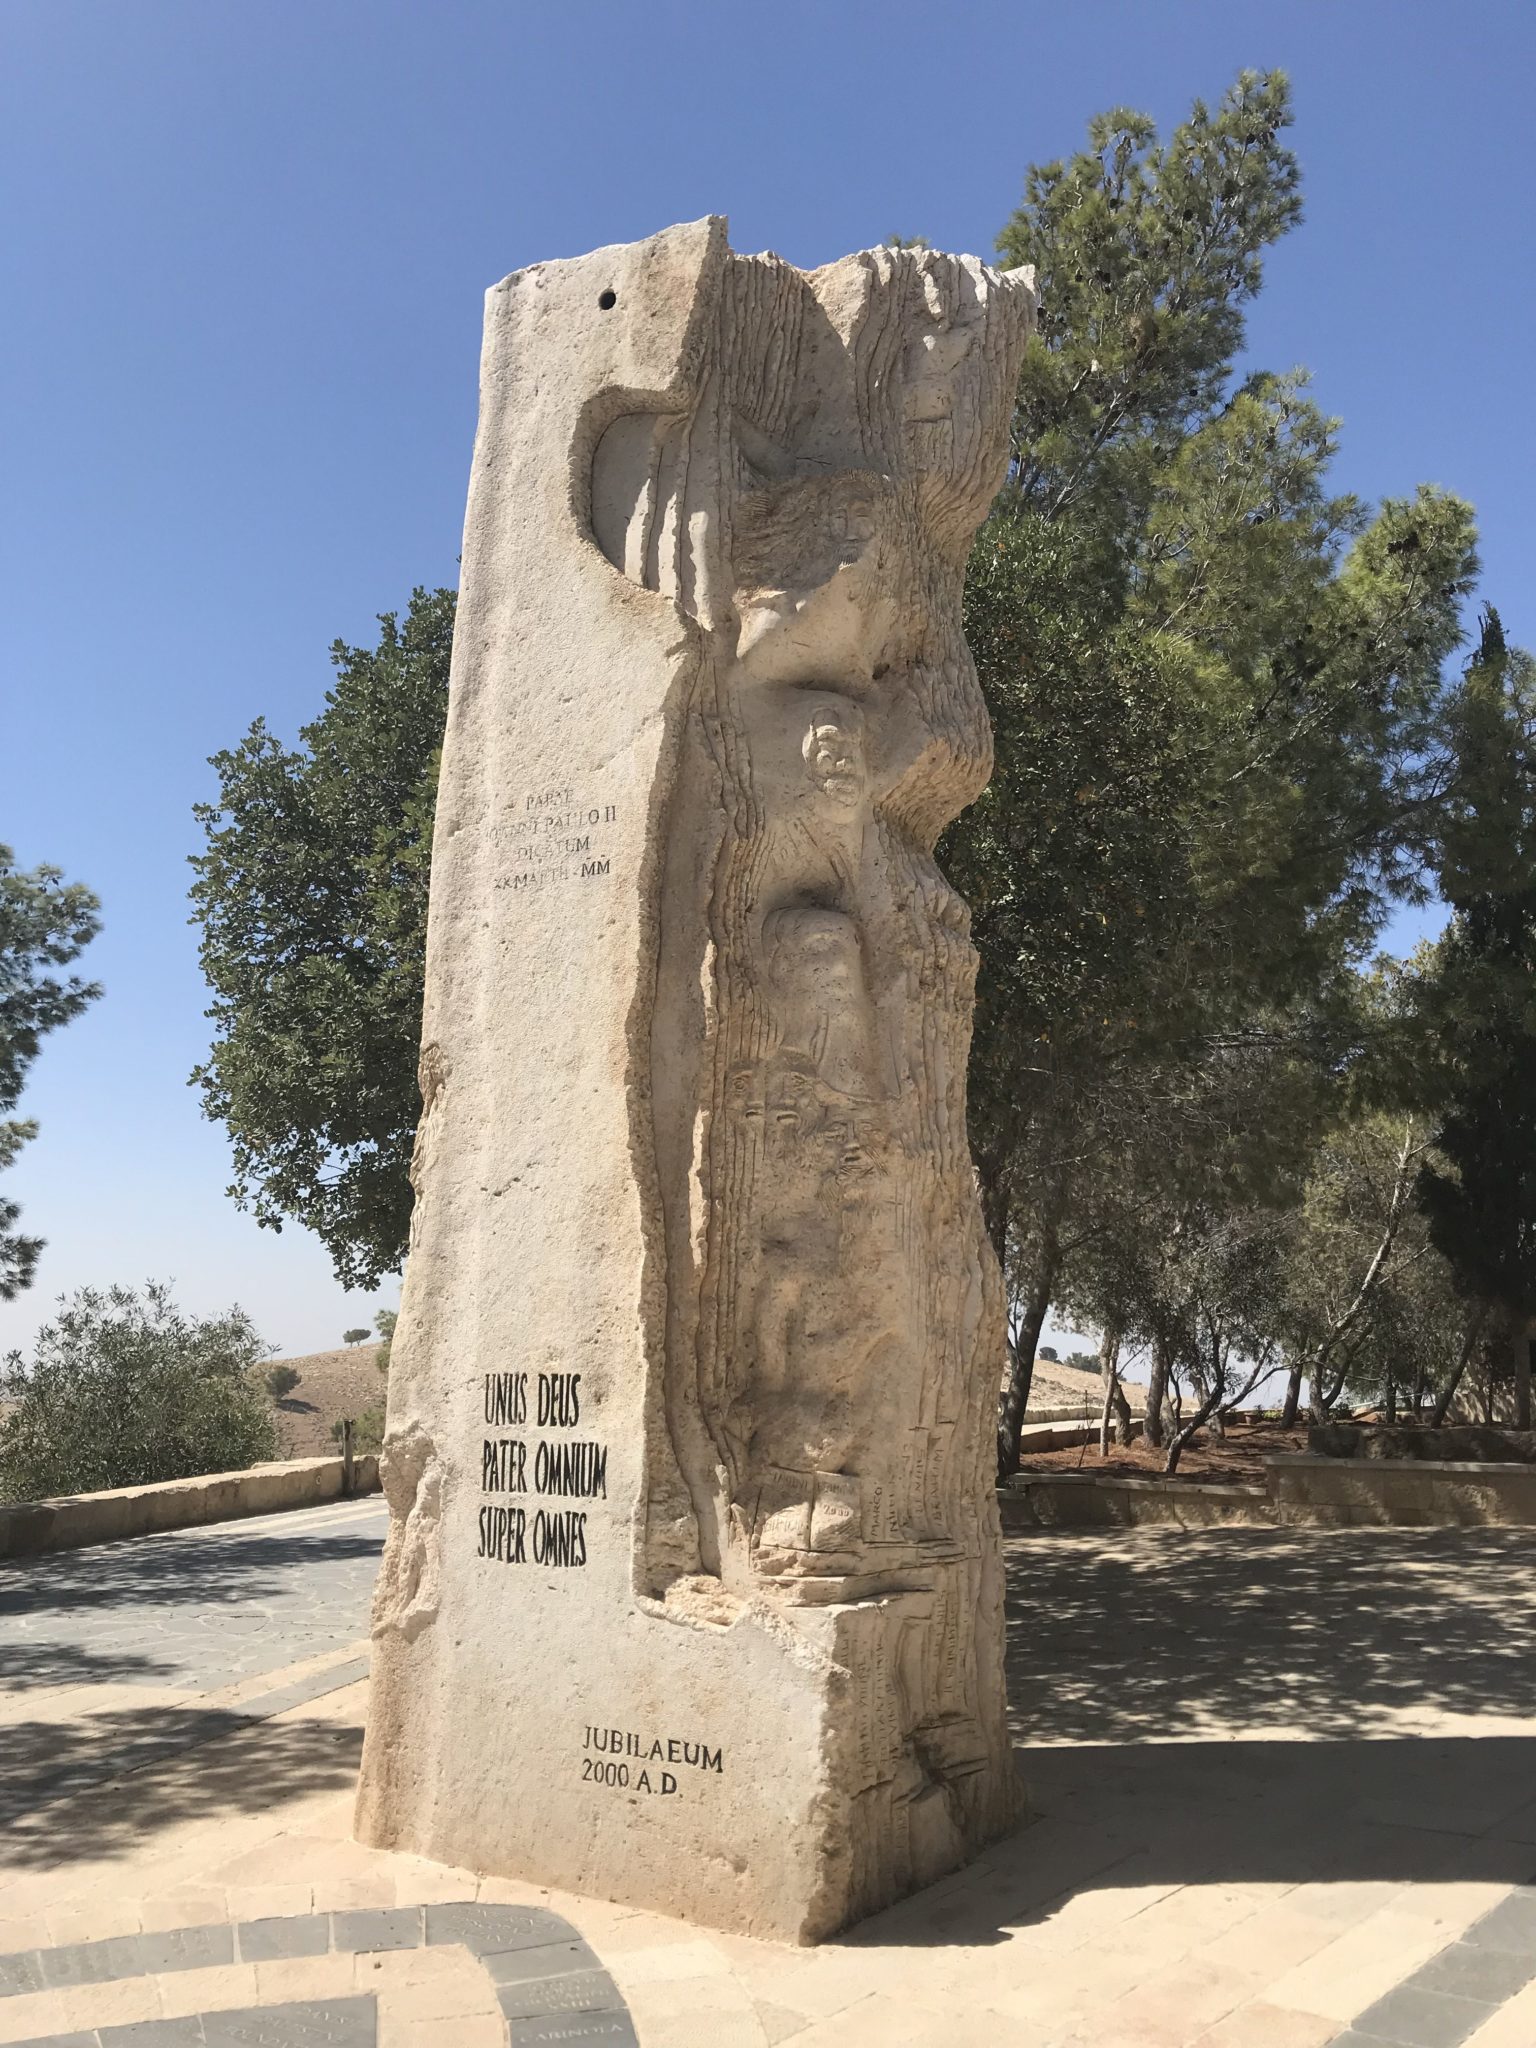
top-left (359, 221), bottom-right (1034, 1940)
top-left (801, 701), bottom-right (865, 810)
top-left (581, 231), bottom-right (1033, 1911)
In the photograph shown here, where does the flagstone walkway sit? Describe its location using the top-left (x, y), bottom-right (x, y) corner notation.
top-left (3, 1503), bottom-right (1534, 2046)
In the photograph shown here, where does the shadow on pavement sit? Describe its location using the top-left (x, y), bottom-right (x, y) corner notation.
top-left (4, 1520), bottom-right (1532, 1926)
top-left (0, 1703), bottom-right (363, 1869)
top-left (1003, 1525), bottom-right (1536, 1740)
top-left (0, 1639), bottom-right (180, 1690)
top-left (838, 1526), bottom-right (1536, 1950)
top-left (853, 1730), bottom-right (1536, 1951)
top-left (0, 1526), bottom-right (385, 1620)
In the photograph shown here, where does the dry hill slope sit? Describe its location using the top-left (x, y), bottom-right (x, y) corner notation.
top-left (267, 1342), bottom-right (387, 1457)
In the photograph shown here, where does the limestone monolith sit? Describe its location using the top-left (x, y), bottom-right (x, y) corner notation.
top-left (355, 217), bottom-right (1037, 1942)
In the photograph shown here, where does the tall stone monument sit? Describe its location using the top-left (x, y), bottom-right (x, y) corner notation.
top-left (356, 218), bottom-right (1036, 1941)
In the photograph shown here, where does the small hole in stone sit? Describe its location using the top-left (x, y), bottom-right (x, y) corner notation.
top-left (598, 289), bottom-right (617, 310)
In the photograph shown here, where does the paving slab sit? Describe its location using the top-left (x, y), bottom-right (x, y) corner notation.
top-left (4, 1510), bottom-right (1536, 2047)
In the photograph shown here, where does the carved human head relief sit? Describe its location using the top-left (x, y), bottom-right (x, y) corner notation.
top-left (801, 701), bottom-right (865, 809)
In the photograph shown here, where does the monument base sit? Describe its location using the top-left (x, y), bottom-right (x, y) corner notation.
top-left (357, 1532), bottom-right (1024, 1942)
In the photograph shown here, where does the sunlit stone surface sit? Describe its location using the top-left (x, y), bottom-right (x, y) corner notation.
top-left (356, 217), bottom-right (1035, 1941)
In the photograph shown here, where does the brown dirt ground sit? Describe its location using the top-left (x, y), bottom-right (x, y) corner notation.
top-left (1016, 1420), bottom-right (1310, 1485)
top-left (266, 1343), bottom-right (388, 1457)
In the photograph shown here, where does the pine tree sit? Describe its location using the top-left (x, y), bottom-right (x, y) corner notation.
top-left (1417, 611), bottom-right (1536, 1426)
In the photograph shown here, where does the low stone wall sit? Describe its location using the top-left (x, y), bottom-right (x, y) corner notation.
top-left (1000, 1471), bottom-right (1270, 1531)
top-left (1000, 1452), bottom-right (1536, 1532)
top-left (1308, 1422), bottom-right (1536, 1464)
top-left (0, 1454), bottom-right (381, 1560)
top-left (1267, 1453), bottom-right (1536, 1527)
top-left (1016, 1418), bottom-right (1146, 1454)
top-left (1024, 1403), bottom-right (1145, 1425)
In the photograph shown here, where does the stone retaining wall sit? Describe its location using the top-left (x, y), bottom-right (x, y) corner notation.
top-left (1000, 1471), bottom-right (1270, 1531)
top-left (1267, 1452), bottom-right (1536, 1527)
top-left (1015, 1418), bottom-right (1146, 1454)
top-left (1023, 1402), bottom-right (1146, 1424)
top-left (0, 1454), bottom-right (381, 1560)
top-left (1308, 1422), bottom-right (1536, 1464)
top-left (1001, 1453), bottom-right (1536, 1531)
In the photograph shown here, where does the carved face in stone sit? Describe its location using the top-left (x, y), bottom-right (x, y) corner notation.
top-left (726, 1062), bottom-right (766, 1127)
top-left (802, 704), bottom-right (864, 809)
top-left (765, 1059), bottom-right (821, 1136)
top-left (763, 906), bottom-right (863, 1011)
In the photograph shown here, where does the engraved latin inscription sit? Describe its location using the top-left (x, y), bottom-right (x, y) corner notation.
top-left (476, 1370), bottom-right (609, 1569)
top-left (499, 784), bottom-right (618, 894)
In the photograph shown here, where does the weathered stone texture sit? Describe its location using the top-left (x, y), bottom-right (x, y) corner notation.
top-left (356, 217), bottom-right (1035, 1940)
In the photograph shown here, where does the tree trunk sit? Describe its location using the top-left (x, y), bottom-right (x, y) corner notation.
top-left (1166, 1355), bottom-right (1270, 1474)
top-left (996, 1260), bottom-right (1055, 1481)
top-left (1143, 1334), bottom-right (1172, 1450)
top-left (1098, 1370), bottom-right (1115, 1461)
top-left (1311, 1352), bottom-right (1351, 1422)
top-left (1313, 1339), bottom-right (1360, 1422)
top-left (1515, 1323), bottom-right (1532, 1432)
top-left (1097, 1327), bottom-right (1131, 1451)
top-left (1279, 1358), bottom-right (1304, 1430)
top-left (1306, 1119), bottom-right (1421, 1426)
top-left (976, 1159), bottom-right (1009, 1281)
top-left (1165, 1371), bottom-right (1220, 1474)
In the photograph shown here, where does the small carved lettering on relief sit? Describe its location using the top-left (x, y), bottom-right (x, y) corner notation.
top-left (498, 787), bottom-right (619, 894)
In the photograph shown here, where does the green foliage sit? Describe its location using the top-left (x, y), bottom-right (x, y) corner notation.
top-left (1276, 1110), bottom-right (1460, 1415)
top-left (342, 1327), bottom-right (369, 1346)
top-left (1054, 1036), bottom-right (1327, 1434)
top-left (184, 74), bottom-right (1522, 1465)
top-left (0, 846), bottom-right (101, 1299)
top-left (190, 588), bottom-right (454, 1287)
top-left (944, 507), bottom-right (1201, 1257)
top-left (0, 1282), bottom-right (277, 1503)
top-left (265, 1362), bottom-right (302, 1399)
top-left (1416, 612), bottom-right (1536, 1330)
top-left (997, 70), bottom-right (1302, 541)
top-left (374, 1306), bottom-right (398, 1372)
top-left (944, 72), bottom-right (1482, 1465)
top-left (332, 1407), bottom-right (385, 1454)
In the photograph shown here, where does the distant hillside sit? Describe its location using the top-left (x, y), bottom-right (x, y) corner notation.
top-left (1028, 1350), bottom-right (1146, 1415)
top-left (267, 1342), bottom-right (387, 1456)
top-left (264, 1336), bottom-right (1137, 1455)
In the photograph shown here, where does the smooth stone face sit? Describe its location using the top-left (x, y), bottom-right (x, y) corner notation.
top-left (355, 217), bottom-right (1036, 1941)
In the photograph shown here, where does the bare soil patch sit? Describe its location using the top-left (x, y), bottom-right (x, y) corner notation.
top-left (1015, 1420), bottom-right (1309, 1485)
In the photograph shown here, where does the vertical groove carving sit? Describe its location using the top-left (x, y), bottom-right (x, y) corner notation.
top-left (592, 239), bottom-right (1036, 1895)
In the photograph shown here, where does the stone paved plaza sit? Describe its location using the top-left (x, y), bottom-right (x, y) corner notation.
top-left (3, 1502), bottom-right (1535, 2045)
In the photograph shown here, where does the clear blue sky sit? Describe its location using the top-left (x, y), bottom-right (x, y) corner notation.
top-left (2, 0), bottom-right (1532, 1360)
